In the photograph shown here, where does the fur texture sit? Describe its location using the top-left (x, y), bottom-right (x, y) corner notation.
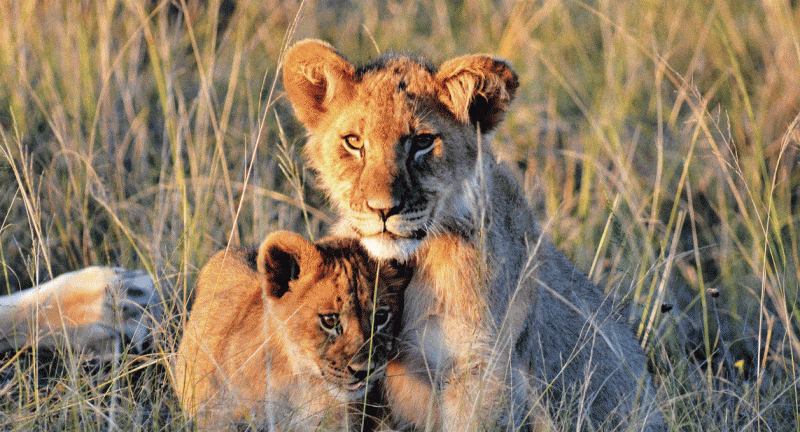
top-left (282, 39), bottom-right (666, 431)
top-left (0, 266), bottom-right (159, 356)
top-left (173, 232), bottom-right (412, 431)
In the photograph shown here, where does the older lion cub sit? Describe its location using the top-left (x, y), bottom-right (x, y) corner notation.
top-left (283, 40), bottom-right (666, 431)
top-left (174, 231), bottom-right (411, 431)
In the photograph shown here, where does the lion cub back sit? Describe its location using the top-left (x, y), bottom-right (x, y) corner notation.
top-left (174, 231), bottom-right (412, 431)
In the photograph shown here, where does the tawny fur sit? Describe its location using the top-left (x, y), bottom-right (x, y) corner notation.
top-left (173, 232), bottom-right (411, 431)
top-left (282, 39), bottom-right (666, 431)
top-left (0, 266), bottom-right (159, 356)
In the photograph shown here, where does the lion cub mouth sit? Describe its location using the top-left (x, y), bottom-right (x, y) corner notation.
top-left (329, 368), bottom-right (384, 399)
top-left (346, 209), bottom-right (430, 260)
top-left (342, 380), bottom-right (367, 393)
top-left (350, 209), bottom-right (429, 236)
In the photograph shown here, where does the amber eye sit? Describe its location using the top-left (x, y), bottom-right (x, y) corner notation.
top-left (373, 308), bottom-right (391, 327)
top-left (320, 313), bottom-right (339, 332)
top-left (410, 133), bottom-right (436, 158)
top-left (343, 134), bottom-right (363, 151)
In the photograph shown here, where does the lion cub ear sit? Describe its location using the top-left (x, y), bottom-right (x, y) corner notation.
top-left (282, 39), bottom-right (356, 130)
top-left (436, 55), bottom-right (519, 133)
top-left (257, 231), bottom-right (322, 299)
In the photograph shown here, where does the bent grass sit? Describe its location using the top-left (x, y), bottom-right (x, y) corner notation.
top-left (1, 0), bottom-right (798, 430)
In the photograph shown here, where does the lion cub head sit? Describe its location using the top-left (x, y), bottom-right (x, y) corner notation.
top-left (259, 232), bottom-right (410, 397)
top-left (175, 232), bottom-right (412, 429)
top-left (282, 39), bottom-right (518, 260)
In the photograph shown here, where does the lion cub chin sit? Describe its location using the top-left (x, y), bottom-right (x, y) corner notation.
top-left (173, 231), bottom-right (412, 431)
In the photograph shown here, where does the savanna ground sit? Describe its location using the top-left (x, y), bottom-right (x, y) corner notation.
top-left (1, 0), bottom-right (798, 430)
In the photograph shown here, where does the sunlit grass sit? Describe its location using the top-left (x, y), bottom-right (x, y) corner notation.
top-left (1, 0), bottom-right (798, 430)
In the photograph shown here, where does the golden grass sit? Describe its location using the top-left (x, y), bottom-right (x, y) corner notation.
top-left (1, 0), bottom-right (798, 430)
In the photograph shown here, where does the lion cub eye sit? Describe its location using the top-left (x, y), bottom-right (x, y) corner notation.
top-left (319, 313), bottom-right (340, 333)
top-left (373, 308), bottom-right (391, 328)
top-left (343, 134), bottom-right (363, 153)
top-left (410, 134), bottom-right (437, 159)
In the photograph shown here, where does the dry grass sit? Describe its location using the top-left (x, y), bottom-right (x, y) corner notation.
top-left (1, 0), bottom-right (798, 430)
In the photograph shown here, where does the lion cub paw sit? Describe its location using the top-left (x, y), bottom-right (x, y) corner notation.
top-left (103, 267), bottom-right (164, 354)
top-left (0, 266), bottom-right (163, 356)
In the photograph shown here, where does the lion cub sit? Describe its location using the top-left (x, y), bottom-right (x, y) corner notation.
top-left (282, 39), bottom-right (665, 431)
top-left (174, 231), bottom-right (411, 431)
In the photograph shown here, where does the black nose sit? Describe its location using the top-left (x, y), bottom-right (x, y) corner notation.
top-left (348, 364), bottom-right (369, 381)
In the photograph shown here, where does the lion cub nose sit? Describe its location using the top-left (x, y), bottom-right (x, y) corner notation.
top-left (367, 196), bottom-right (401, 220)
top-left (347, 363), bottom-right (372, 381)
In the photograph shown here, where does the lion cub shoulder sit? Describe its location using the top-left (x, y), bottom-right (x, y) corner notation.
top-left (174, 231), bottom-right (412, 431)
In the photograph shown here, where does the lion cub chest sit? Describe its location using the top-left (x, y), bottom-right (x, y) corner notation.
top-left (174, 232), bottom-right (411, 431)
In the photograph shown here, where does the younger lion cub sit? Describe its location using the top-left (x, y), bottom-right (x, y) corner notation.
top-left (174, 231), bottom-right (412, 431)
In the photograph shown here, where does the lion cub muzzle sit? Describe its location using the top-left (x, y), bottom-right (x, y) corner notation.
top-left (351, 142), bottom-right (422, 233)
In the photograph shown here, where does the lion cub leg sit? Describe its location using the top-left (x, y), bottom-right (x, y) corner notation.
top-left (0, 266), bottom-right (161, 356)
top-left (385, 235), bottom-right (555, 432)
top-left (383, 360), bottom-right (439, 429)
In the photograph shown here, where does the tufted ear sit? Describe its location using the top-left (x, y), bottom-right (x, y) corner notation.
top-left (436, 55), bottom-right (519, 133)
top-left (282, 39), bottom-right (356, 130)
top-left (257, 231), bottom-right (321, 299)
